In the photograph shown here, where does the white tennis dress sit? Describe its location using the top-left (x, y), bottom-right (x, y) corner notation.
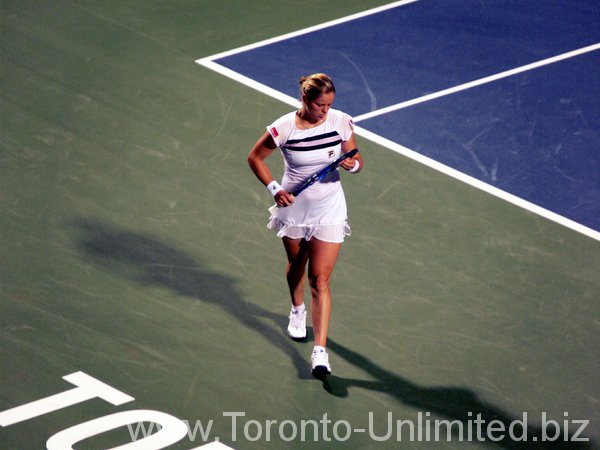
top-left (267, 108), bottom-right (355, 242)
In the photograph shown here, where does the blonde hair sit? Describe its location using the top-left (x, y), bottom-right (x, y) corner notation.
top-left (299, 73), bottom-right (335, 102)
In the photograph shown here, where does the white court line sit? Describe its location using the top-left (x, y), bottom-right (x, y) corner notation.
top-left (354, 42), bottom-right (600, 122)
top-left (198, 59), bottom-right (301, 108)
top-left (355, 126), bottom-right (600, 242)
top-left (194, 7), bottom-right (600, 241)
top-left (196, 0), bottom-right (419, 64)
top-left (196, 0), bottom-right (419, 111)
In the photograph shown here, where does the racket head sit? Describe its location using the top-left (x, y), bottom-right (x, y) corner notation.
top-left (292, 149), bottom-right (358, 196)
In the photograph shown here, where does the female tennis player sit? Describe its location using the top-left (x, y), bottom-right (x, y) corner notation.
top-left (248, 73), bottom-right (363, 378)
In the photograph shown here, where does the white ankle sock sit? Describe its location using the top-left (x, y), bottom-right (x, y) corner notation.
top-left (291, 303), bottom-right (306, 314)
top-left (313, 345), bottom-right (326, 354)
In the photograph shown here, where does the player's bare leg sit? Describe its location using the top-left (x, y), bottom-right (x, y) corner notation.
top-left (282, 237), bottom-right (309, 307)
top-left (282, 237), bottom-right (310, 340)
top-left (307, 239), bottom-right (341, 347)
top-left (307, 238), bottom-right (342, 377)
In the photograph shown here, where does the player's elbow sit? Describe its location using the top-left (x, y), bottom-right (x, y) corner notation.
top-left (247, 151), bottom-right (258, 169)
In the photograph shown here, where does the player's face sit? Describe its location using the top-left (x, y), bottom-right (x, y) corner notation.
top-left (305, 91), bottom-right (335, 121)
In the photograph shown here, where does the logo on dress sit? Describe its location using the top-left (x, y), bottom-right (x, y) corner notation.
top-left (270, 127), bottom-right (279, 138)
top-left (328, 150), bottom-right (334, 158)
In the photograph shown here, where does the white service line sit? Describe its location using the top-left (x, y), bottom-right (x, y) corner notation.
top-left (354, 42), bottom-right (600, 122)
top-left (354, 125), bottom-right (600, 242)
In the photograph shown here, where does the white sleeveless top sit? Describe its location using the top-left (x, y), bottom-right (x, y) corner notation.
top-left (266, 108), bottom-right (354, 232)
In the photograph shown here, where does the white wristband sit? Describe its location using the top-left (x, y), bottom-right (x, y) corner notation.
top-left (349, 159), bottom-right (361, 173)
top-left (266, 180), bottom-right (282, 197)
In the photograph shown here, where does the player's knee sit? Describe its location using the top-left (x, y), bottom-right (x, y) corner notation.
top-left (309, 273), bottom-right (330, 293)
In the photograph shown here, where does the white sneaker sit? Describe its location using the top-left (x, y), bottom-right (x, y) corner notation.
top-left (287, 309), bottom-right (307, 339)
top-left (311, 349), bottom-right (331, 378)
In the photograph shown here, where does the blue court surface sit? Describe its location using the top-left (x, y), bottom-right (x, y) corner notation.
top-left (199, 0), bottom-right (600, 239)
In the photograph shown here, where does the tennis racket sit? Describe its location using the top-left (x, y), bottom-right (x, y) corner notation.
top-left (268, 149), bottom-right (358, 214)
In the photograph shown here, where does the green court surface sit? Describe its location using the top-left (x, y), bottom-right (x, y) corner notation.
top-left (1, 1), bottom-right (599, 449)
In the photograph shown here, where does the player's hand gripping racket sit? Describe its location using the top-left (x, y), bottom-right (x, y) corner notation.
top-left (268, 149), bottom-right (358, 214)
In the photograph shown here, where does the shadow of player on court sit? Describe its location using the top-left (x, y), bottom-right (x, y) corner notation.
top-left (73, 218), bottom-right (313, 380)
top-left (322, 339), bottom-right (594, 449)
top-left (74, 218), bottom-right (595, 449)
